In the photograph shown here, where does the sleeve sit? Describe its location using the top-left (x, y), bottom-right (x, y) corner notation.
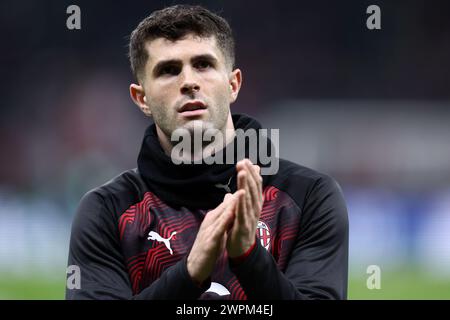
top-left (65, 191), bottom-right (210, 300)
top-left (229, 175), bottom-right (349, 300)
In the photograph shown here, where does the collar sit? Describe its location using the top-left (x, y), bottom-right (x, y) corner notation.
top-left (137, 113), bottom-right (269, 209)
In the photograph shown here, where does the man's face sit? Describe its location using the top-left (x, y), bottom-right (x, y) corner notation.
top-left (138, 34), bottom-right (240, 140)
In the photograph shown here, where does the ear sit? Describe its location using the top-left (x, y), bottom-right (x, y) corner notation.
top-left (130, 83), bottom-right (152, 117)
top-left (229, 68), bottom-right (242, 103)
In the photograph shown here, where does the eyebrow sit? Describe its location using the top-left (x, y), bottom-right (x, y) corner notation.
top-left (190, 54), bottom-right (218, 65)
top-left (152, 54), bottom-right (219, 77)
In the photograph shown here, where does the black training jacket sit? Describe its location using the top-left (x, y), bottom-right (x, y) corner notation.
top-left (65, 114), bottom-right (349, 300)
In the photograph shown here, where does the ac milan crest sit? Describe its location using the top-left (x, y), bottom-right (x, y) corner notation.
top-left (257, 220), bottom-right (271, 251)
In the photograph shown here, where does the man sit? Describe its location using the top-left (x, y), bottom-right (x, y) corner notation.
top-left (66, 4), bottom-right (348, 300)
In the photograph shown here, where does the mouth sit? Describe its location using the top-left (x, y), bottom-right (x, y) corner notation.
top-left (178, 101), bottom-right (208, 118)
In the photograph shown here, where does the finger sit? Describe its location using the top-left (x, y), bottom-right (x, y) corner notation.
top-left (247, 163), bottom-right (263, 205)
top-left (245, 161), bottom-right (260, 189)
top-left (237, 163), bottom-right (244, 190)
top-left (220, 192), bottom-right (239, 220)
top-left (236, 159), bottom-right (246, 172)
top-left (214, 193), bottom-right (238, 235)
top-left (240, 167), bottom-right (254, 217)
top-left (213, 192), bottom-right (235, 214)
top-left (243, 160), bottom-right (260, 192)
top-left (230, 189), bottom-right (245, 234)
top-left (204, 194), bottom-right (234, 226)
top-left (237, 171), bottom-right (247, 225)
top-left (254, 165), bottom-right (263, 201)
top-left (209, 202), bottom-right (231, 241)
top-left (244, 163), bottom-right (262, 211)
top-left (253, 165), bottom-right (262, 188)
top-left (236, 159), bottom-right (250, 177)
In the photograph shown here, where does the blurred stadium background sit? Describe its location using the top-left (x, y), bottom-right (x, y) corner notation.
top-left (1, 0), bottom-right (450, 299)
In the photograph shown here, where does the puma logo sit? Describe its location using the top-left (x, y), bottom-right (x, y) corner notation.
top-left (147, 231), bottom-right (177, 255)
top-left (215, 176), bottom-right (232, 193)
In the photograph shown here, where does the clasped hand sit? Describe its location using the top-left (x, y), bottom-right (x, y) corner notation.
top-left (187, 159), bottom-right (263, 284)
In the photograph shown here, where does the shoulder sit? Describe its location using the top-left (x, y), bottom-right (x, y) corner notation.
top-left (269, 159), bottom-right (348, 236)
top-left (69, 170), bottom-right (147, 257)
top-left (76, 168), bottom-right (149, 222)
top-left (267, 159), bottom-right (344, 207)
top-left (91, 168), bottom-right (147, 200)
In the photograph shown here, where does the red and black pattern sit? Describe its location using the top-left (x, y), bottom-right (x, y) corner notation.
top-left (118, 186), bottom-right (301, 298)
top-left (259, 186), bottom-right (300, 270)
top-left (118, 191), bottom-right (200, 294)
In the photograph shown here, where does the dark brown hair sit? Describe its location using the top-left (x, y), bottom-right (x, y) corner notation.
top-left (129, 4), bottom-right (235, 82)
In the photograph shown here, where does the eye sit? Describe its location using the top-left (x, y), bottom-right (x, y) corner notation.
top-left (159, 65), bottom-right (180, 76)
top-left (195, 60), bottom-right (212, 70)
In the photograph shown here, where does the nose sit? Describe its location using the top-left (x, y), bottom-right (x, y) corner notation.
top-left (181, 82), bottom-right (200, 95)
top-left (180, 68), bottom-right (200, 95)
